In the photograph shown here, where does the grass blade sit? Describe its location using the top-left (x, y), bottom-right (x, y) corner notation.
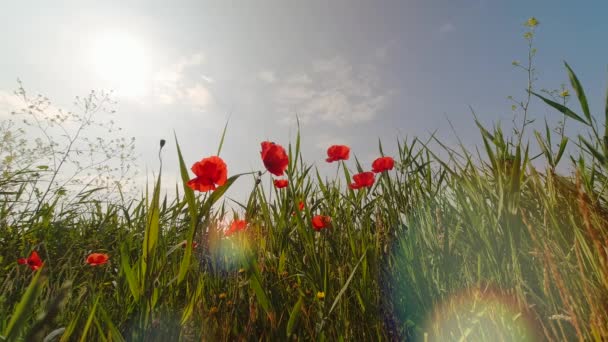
top-left (3, 267), bottom-right (47, 340)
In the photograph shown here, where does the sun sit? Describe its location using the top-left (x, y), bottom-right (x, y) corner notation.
top-left (88, 30), bottom-right (152, 97)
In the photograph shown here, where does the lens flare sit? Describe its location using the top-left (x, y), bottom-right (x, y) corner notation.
top-left (422, 286), bottom-right (540, 341)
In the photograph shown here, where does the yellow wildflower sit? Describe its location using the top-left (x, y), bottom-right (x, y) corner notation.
top-left (525, 17), bottom-right (539, 28)
top-left (316, 291), bottom-right (325, 300)
top-left (219, 293), bottom-right (227, 299)
top-left (209, 306), bottom-right (219, 314)
top-left (560, 90), bottom-right (569, 98)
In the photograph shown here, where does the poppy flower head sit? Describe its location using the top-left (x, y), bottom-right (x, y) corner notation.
top-left (273, 179), bottom-right (288, 189)
top-left (312, 215), bottom-right (331, 231)
top-left (349, 172), bottom-right (375, 190)
top-left (86, 253), bottom-right (109, 266)
top-left (225, 219), bottom-right (248, 237)
top-left (372, 156), bottom-right (395, 173)
top-left (187, 156), bottom-right (228, 192)
top-left (18, 251), bottom-right (43, 271)
top-left (260, 141), bottom-right (289, 176)
top-left (298, 201), bottom-right (305, 211)
top-left (326, 145), bottom-right (350, 162)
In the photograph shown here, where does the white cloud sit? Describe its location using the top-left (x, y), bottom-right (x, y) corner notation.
top-left (185, 84), bottom-right (213, 108)
top-left (151, 52), bottom-right (215, 109)
top-left (268, 56), bottom-right (391, 126)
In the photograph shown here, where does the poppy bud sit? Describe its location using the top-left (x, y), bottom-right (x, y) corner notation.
top-left (160, 139), bottom-right (166, 149)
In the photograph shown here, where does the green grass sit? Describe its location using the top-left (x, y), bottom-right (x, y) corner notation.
top-left (2, 32), bottom-right (608, 342)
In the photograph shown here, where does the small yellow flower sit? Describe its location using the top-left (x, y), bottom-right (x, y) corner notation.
top-left (560, 90), bottom-right (570, 98)
top-left (227, 300), bottom-right (233, 306)
top-left (209, 306), bottom-right (219, 314)
top-left (523, 31), bottom-right (533, 40)
top-left (525, 17), bottom-right (539, 28)
top-left (219, 293), bottom-right (227, 299)
top-left (316, 291), bottom-right (325, 300)
top-left (238, 268), bottom-right (246, 274)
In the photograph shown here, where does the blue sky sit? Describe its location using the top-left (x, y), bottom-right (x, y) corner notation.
top-left (1, 0), bottom-right (607, 203)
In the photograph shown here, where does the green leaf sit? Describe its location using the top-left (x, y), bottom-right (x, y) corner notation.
top-left (97, 306), bottom-right (125, 342)
top-left (120, 244), bottom-right (140, 301)
top-left (564, 62), bottom-right (592, 124)
top-left (327, 249), bottom-right (367, 317)
top-left (3, 267), bottom-right (47, 340)
top-left (79, 296), bottom-right (100, 342)
top-left (555, 136), bottom-right (568, 165)
top-left (532, 91), bottom-right (588, 125)
top-left (216, 120), bottom-right (229, 156)
top-left (286, 296), bottom-right (304, 336)
top-left (580, 136), bottom-right (606, 165)
top-left (248, 261), bottom-right (273, 315)
top-left (142, 169), bottom-right (161, 279)
top-left (175, 134), bottom-right (198, 284)
top-left (534, 131), bottom-right (552, 165)
top-left (200, 173), bottom-right (251, 215)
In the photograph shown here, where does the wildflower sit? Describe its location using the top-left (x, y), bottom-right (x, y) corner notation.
top-left (187, 156), bottom-right (227, 192)
top-left (209, 306), bottom-right (219, 314)
top-left (326, 145), bottom-right (350, 162)
top-left (86, 253), bottom-right (109, 266)
top-left (219, 293), bottom-right (227, 299)
top-left (260, 141), bottom-right (289, 176)
top-left (372, 156), bottom-right (395, 173)
top-left (238, 268), bottom-right (246, 274)
top-left (273, 179), bottom-right (288, 188)
top-left (525, 17), bottom-right (539, 28)
top-left (227, 300), bottom-right (233, 306)
top-left (523, 31), bottom-right (533, 40)
top-left (560, 90), bottom-right (569, 98)
top-left (17, 251), bottom-right (43, 271)
top-left (316, 291), bottom-right (325, 300)
top-left (312, 215), bottom-right (331, 231)
top-left (349, 171), bottom-right (375, 190)
top-left (292, 200), bottom-right (305, 216)
top-left (225, 219), bottom-right (247, 237)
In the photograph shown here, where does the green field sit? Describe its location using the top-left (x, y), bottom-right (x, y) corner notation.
top-left (1, 19), bottom-right (607, 341)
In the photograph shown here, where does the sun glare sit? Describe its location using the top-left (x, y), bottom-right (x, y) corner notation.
top-left (88, 30), bottom-right (152, 97)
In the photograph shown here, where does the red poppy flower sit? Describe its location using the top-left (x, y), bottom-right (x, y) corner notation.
top-left (86, 253), bottom-right (109, 266)
top-left (312, 215), bottom-right (331, 231)
top-left (17, 251), bottom-right (43, 271)
top-left (326, 145), bottom-right (350, 162)
top-left (349, 172), bottom-right (375, 190)
top-left (187, 156), bottom-right (228, 192)
top-left (260, 141), bottom-right (289, 176)
top-left (274, 179), bottom-right (288, 188)
top-left (225, 219), bottom-right (248, 237)
top-left (291, 201), bottom-right (305, 216)
top-left (372, 156), bottom-right (395, 173)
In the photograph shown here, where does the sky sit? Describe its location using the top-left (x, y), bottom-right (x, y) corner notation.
top-left (1, 0), bottom-right (607, 204)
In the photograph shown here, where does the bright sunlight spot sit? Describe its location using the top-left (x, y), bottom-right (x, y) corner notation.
top-left (87, 30), bottom-right (152, 97)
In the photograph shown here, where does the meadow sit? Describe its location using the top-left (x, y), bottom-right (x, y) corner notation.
top-left (1, 18), bottom-right (607, 341)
